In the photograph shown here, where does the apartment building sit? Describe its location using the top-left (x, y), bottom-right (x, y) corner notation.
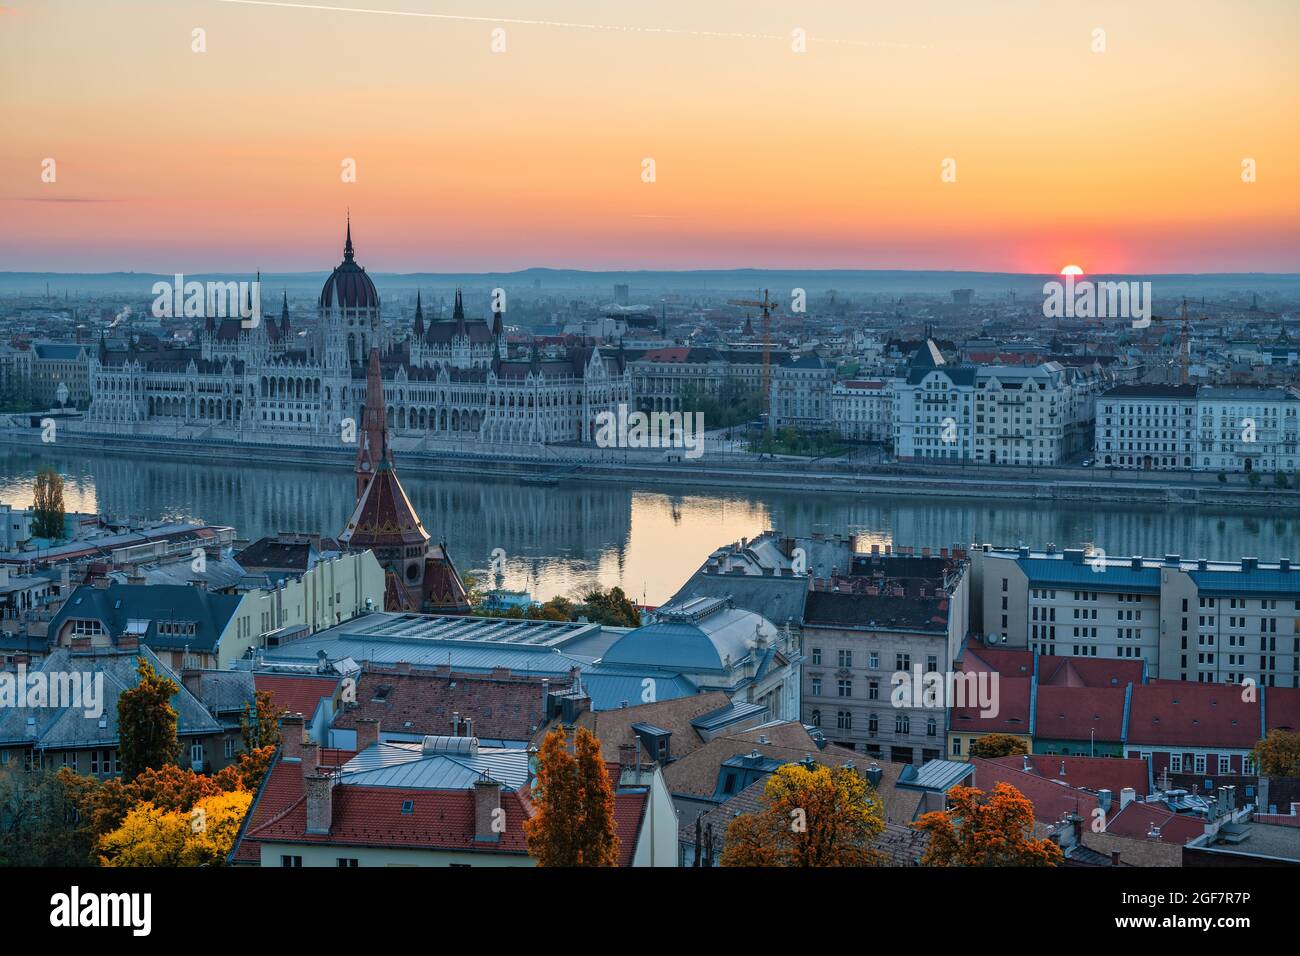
top-left (1196, 386), bottom-right (1300, 474)
top-left (893, 341), bottom-right (1098, 465)
top-left (769, 354), bottom-right (834, 431)
top-left (832, 379), bottom-right (892, 441)
top-left (971, 545), bottom-right (1300, 686)
top-left (1094, 384), bottom-right (1198, 470)
top-left (800, 549), bottom-right (971, 764)
top-left (1095, 384), bottom-right (1300, 473)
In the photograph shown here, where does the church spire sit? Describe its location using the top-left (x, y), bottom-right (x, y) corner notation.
top-left (453, 289), bottom-right (467, 335)
top-left (280, 290), bottom-right (290, 334)
top-left (355, 346), bottom-right (391, 497)
top-left (344, 213), bottom-right (355, 261)
top-left (414, 291), bottom-right (425, 338)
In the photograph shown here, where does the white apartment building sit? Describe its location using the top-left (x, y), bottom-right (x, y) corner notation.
top-left (891, 342), bottom-right (976, 461)
top-left (1196, 386), bottom-right (1300, 475)
top-left (832, 379), bottom-right (892, 441)
top-left (1094, 384), bottom-right (1198, 470)
top-left (893, 342), bottom-right (1096, 465)
top-left (1095, 384), bottom-right (1300, 473)
top-left (769, 354), bottom-right (834, 431)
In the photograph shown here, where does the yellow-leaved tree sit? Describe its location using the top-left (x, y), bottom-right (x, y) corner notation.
top-left (99, 789), bottom-right (252, 867)
top-left (721, 762), bottom-right (886, 867)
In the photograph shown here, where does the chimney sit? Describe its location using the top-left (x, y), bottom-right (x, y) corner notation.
top-left (1098, 789), bottom-right (1113, 814)
top-left (1120, 787), bottom-right (1136, 810)
top-left (305, 772), bottom-right (334, 835)
top-left (394, 661), bottom-right (411, 675)
top-left (1110, 850), bottom-right (1121, 866)
top-left (474, 778), bottom-right (502, 842)
top-left (301, 741), bottom-right (320, 778)
top-left (116, 635), bottom-right (139, 651)
top-left (866, 763), bottom-right (882, 788)
top-left (181, 668), bottom-right (203, 700)
top-left (281, 714), bottom-right (305, 761)
top-left (354, 717), bottom-right (380, 751)
top-left (618, 743), bottom-right (636, 779)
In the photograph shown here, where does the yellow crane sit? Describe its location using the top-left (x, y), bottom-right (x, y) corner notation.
top-left (728, 289), bottom-right (780, 402)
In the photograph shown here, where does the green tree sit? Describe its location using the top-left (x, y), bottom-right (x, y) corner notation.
top-left (31, 466), bottom-right (65, 539)
top-left (0, 766), bottom-right (90, 866)
top-left (117, 658), bottom-right (182, 779)
top-left (969, 733), bottom-right (1030, 759)
top-left (1274, 472), bottom-right (1289, 489)
top-left (575, 586), bottom-right (640, 627)
top-left (1248, 471), bottom-right (1262, 487)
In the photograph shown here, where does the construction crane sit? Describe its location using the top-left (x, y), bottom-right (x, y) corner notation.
top-left (727, 289), bottom-right (780, 403)
top-left (1143, 298), bottom-right (1194, 384)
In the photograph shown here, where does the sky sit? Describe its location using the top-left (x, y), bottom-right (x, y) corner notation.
top-left (0, 0), bottom-right (1297, 274)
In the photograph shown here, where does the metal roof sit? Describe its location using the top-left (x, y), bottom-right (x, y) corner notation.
top-left (339, 741), bottom-right (531, 791)
top-left (897, 759), bottom-right (975, 792)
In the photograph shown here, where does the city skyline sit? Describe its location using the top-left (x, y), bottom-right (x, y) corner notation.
top-left (1, 0), bottom-right (1297, 274)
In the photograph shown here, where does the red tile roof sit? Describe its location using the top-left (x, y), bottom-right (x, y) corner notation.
top-left (960, 640), bottom-right (1143, 688)
top-left (331, 667), bottom-right (560, 742)
top-left (1104, 801), bottom-right (1205, 845)
top-left (949, 676), bottom-right (1032, 734)
top-left (1127, 681), bottom-right (1260, 749)
top-left (233, 752), bottom-right (646, 865)
top-left (985, 754), bottom-right (1150, 798)
top-left (1266, 686), bottom-right (1300, 733)
top-left (1034, 685), bottom-right (1129, 742)
top-left (968, 757), bottom-right (1099, 825)
top-left (254, 674), bottom-right (341, 721)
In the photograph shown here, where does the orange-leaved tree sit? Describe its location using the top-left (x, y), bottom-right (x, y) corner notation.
top-left (524, 726), bottom-right (619, 866)
top-left (1251, 729), bottom-right (1300, 776)
top-left (912, 782), bottom-right (1063, 866)
top-left (721, 762), bottom-right (886, 867)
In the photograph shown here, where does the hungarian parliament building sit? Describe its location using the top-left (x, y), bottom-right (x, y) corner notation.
top-left (83, 221), bottom-right (631, 445)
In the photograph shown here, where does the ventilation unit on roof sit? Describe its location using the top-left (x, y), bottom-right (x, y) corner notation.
top-left (422, 735), bottom-right (479, 756)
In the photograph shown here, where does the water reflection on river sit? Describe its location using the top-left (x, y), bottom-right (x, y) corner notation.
top-left (2, 448), bottom-right (1296, 605)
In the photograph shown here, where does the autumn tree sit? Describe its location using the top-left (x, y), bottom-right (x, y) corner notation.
top-left (240, 690), bottom-right (285, 752)
top-left (31, 466), bottom-right (65, 539)
top-left (721, 762), bottom-right (886, 867)
top-left (98, 789), bottom-right (252, 867)
top-left (969, 733), bottom-right (1030, 759)
top-left (117, 658), bottom-right (182, 780)
top-left (575, 587), bottom-right (640, 628)
top-left (524, 726), bottom-right (619, 866)
top-left (1251, 729), bottom-right (1300, 777)
top-left (912, 782), bottom-right (1063, 867)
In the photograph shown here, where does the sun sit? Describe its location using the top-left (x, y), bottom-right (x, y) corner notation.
top-left (1060, 264), bottom-right (1084, 276)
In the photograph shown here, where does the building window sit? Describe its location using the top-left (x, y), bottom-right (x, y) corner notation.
top-left (837, 679), bottom-right (852, 698)
top-left (810, 709), bottom-right (821, 727)
top-left (837, 711), bottom-right (852, 731)
top-left (281, 855), bottom-right (303, 867)
top-left (838, 649), bottom-right (853, 668)
top-left (895, 715), bottom-right (910, 735)
top-left (811, 647), bottom-right (822, 665)
top-left (337, 858), bottom-right (359, 868)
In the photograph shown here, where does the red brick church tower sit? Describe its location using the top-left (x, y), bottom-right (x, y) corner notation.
top-left (340, 347), bottom-right (470, 613)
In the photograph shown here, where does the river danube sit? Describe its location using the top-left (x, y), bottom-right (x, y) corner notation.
top-left (3, 447), bottom-right (1296, 605)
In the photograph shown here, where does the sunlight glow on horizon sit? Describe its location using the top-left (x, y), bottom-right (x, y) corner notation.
top-left (0, 0), bottom-right (1296, 273)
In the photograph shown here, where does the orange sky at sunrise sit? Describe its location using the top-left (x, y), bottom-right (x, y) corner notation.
top-left (0, 0), bottom-right (1297, 273)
